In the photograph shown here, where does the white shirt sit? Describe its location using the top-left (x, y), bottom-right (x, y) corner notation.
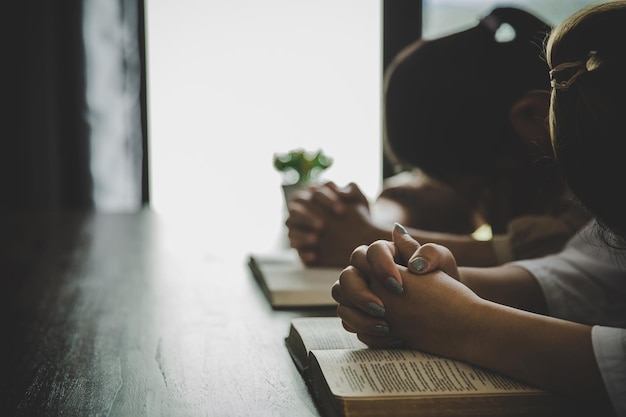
top-left (513, 221), bottom-right (626, 416)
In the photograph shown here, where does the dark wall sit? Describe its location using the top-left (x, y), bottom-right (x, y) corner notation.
top-left (2, 0), bottom-right (150, 211)
top-left (382, 1), bottom-right (422, 178)
top-left (3, 1), bottom-right (93, 211)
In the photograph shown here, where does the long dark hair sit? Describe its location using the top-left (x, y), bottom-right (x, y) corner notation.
top-left (547, 1), bottom-right (626, 249)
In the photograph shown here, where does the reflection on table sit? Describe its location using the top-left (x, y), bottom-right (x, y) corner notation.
top-left (0, 209), bottom-right (336, 416)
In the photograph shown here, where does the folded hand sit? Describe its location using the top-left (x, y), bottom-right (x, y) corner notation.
top-left (332, 224), bottom-right (482, 358)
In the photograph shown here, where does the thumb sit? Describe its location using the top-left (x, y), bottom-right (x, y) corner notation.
top-left (408, 243), bottom-right (461, 281)
top-left (392, 224), bottom-right (460, 281)
top-left (334, 182), bottom-right (368, 205)
top-left (391, 223), bottom-right (420, 265)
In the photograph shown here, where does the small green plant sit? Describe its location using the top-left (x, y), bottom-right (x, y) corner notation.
top-left (273, 148), bottom-right (333, 186)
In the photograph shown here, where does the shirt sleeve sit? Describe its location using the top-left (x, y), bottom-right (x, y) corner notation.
top-left (512, 222), bottom-right (626, 327)
top-left (592, 326), bottom-right (626, 417)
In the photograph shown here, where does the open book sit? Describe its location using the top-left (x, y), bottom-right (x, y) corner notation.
top-left (248, 251), bottom-right (342, 308)
top-left (286, 317), bottom-right (576, 417)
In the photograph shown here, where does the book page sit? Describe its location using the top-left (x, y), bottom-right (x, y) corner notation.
top-left (312, 349), bottom-right (543, 398)
top-left (292, 317), bottom-right (367, 351)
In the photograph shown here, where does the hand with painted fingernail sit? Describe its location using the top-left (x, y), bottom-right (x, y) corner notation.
top-left (333, 227), bottom-right (482, 355)
top-left (394, 227), bottom-right (461, 282)
top-left (330, 225), bottom-right (414, 348)
top-left (285, 181), bottom-right (350, 266)
top-left (342, 222), bottom-right (419, 296)
top-left (286, 181), bottom-right (381, 268)
top-left (368, 225), bottom-right (481, 355)
top-left (331, 254), bottom-right (404, 349)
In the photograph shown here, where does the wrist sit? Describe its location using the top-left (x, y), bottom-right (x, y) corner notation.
top-left (491, 233), bottom-right (514, 264)
top-left (455, 297), bottom-right (497, 364)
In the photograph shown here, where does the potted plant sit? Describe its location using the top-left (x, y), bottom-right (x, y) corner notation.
top-left (273, 148), bottom-right (333, 204)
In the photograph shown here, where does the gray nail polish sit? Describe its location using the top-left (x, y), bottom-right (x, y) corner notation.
top-left (373, 324), bottom-right (390, 335)
top-left (386, 277), bottom-right (404, 294)
top-left (394, 222), bottom-right (409, 234)
top-left (410, 257), bottom-right (427, 272)
top-left (367, 302), bottom-right (386, 318)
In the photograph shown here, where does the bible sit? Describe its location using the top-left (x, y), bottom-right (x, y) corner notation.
top-left (248, 251), bottom-right (341, 308)
top-left (286, 317), bottom-right (576, 417)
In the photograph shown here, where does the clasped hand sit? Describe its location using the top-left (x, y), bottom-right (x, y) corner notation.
top-left (331, 223), bottom-right (484, 361)
top-left (285, 181), bottom-right (374, 267)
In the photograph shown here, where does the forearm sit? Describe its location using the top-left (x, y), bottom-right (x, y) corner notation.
top-left (465, 300), bottom-right (610, 405)
top-left (371, 195), bottom-right (499, 267)
top-left (408, 227), bottom-right (498, 267)
top-left (459, 264), bottom-right (548, 314)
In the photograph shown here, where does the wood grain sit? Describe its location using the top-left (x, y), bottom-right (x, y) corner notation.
top-left (0, 210), bottom-right (335, 416)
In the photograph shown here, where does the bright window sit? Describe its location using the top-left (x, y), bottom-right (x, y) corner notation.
top-left (146, 0), bottom-right (382, 253)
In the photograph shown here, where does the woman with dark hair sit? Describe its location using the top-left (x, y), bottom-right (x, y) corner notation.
top-left (286, 6), bottom-right (590, 268)
top-left (332, 2), bottom-right (626, 415)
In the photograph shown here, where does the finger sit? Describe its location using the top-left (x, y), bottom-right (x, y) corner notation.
top-left (326, 182), bottom-right (368, 203)
top-left (296, 249), bottom-right (318, 265)
top-left (360, 239), bottom-right (405, 294)
top-left (336, 304), bottom-right (389, 337)
top-left (286, 228), bottom-right (319, 248)
top-left (285, 202), bottom-right (324, 231)
top-left (288, 187), bottom-right (315, 206)
top-left (391, 222), bottom-right (421, 265)
top-left (332, 266), bottom-right (386, 318)
top-left (340, 319), bottom-right (357, 334)
top-left (408, 243), bottom-right (461, 280)
top-left (356, 334), bottom-right (405, 349)
top-left (348, 245), bottom-right (375, 281)
top-left (289, 185), bottom-right (311, 197)
top-left (310, 185), bottom-right (345, 214)
top-left (340, 318), bottom-right (401, 350)
top-left (320, 180), bottom-right (339, 193)
top-left (342, 182), bottom-right (369, 205)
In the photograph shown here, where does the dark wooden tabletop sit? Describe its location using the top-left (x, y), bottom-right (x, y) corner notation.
top-left (0, 210), bottom-right (336, 416)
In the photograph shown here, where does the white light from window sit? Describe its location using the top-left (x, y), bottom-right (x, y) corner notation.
top-left (146, 0), bottom-right (382, 255)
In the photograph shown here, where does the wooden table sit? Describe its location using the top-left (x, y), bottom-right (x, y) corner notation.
top-left (0, 210), bottom-right (336, 416)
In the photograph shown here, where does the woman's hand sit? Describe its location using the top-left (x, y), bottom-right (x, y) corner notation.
top-left (332, 224), bottom-right (482, 359)
top-left (334, 222), bottom-right (462, 292)
top-left (285, 182), bottom-right (377, 267)
top-left (285, 181), bottom-right (348, 263)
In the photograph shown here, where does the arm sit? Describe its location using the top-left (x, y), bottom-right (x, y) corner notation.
top-left (376, 171), bottom-right (476, 234)
top-left (337, 224), bottom-right (547, 313)
top-left (286, 177), bottom-right (499, 267)
top-left (383, 268), bottom-right (606, 401)
top-left (376, 172), bottom-right (503, 267)
top-left (332, 228), bottom-right (612, 408)
top-left (404, 227), bottom-right (499, 267)
top-left (459, 264), bottom-right (548, 314)
top-left (287, 177), bottom-right (578, 268)
top-left (380, 173), bottom-right (593, 267)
